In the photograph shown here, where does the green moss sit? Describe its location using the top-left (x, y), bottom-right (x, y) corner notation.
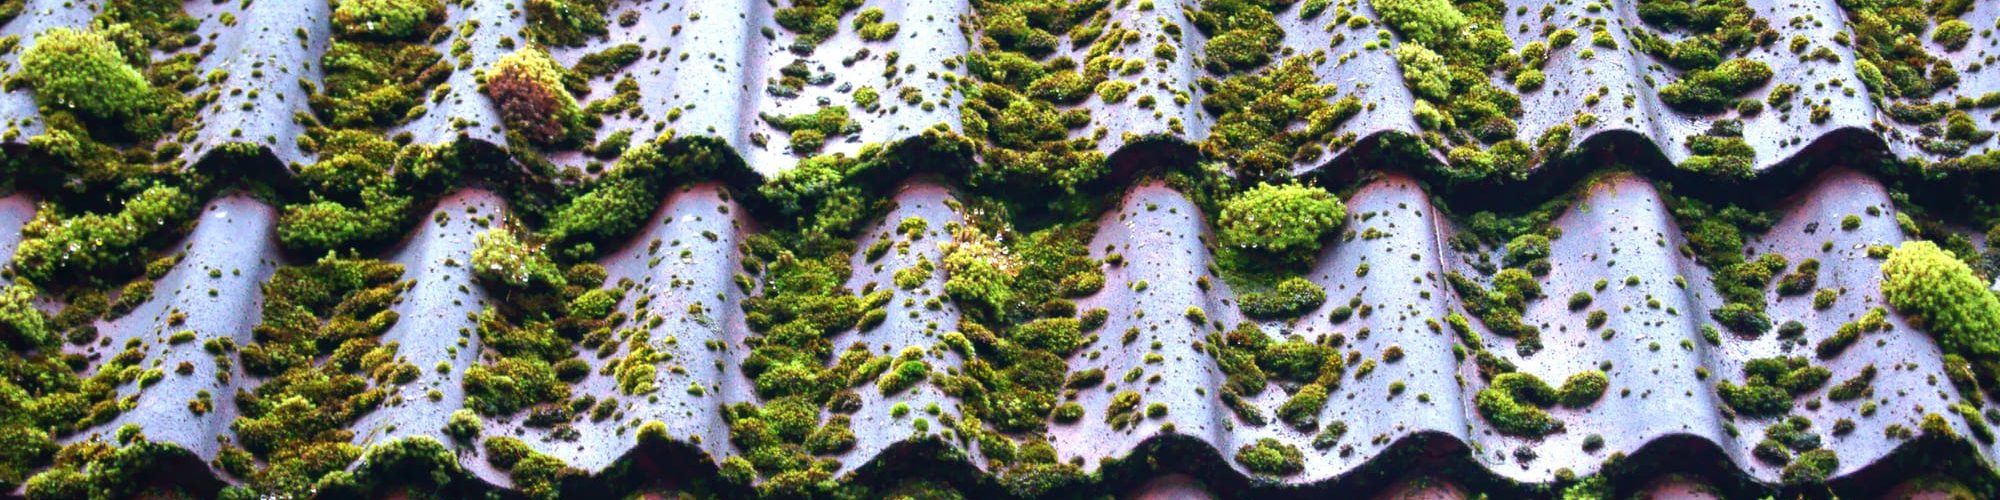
top-left (488, 47), bottom-right (591, 147)
top-left (1882, 241), bottom-right (2000, 370)
top-left (227, 255), bottom-right (409, 495)
top-left (1278, 383), bottom-right (1329, 429)
top-left (1191, 0), bottom-right (1284, 73)
top-left (1219, 182), bottom-right (1347, 263)
top-left (1199, 55), bottom-right (1357, 180)
top-left (14, 185), bottom-right (193, 286)
top-left (1233, 437), bottom-right (1303, 476)
top-left (1474, 369), bottom-right (1602, 436)
top-left (764, 106), bottom-right (858, 155)
top-left (853, 8), bottom-right (900, 41)
top-left (573, 43), bottom-right (642, 78)
top-left (19, 28), bottom-right (164, 134)
top-left (1836, 0), bottom-right (1961, 101)
top-left (1370, 0), bottom-right (1466, 47)
top-left (1717, 357), bottom-right (1828, 417)
top-left (1445, 271), bottom-right (1541, 354)
top-left (472, 228), bottom-right (566, 292)
top-left (1680, 120), bottom-right (1756, 179)
top-left (774, 0), bottom-right (862, 51)
top-left (524, 0), bottom-right (609, 47)
top-left (332, 0), bottom-right (445, 41)
top-left (1556, 371), bottom-right (1609, 407)
top-left (1238, 277), bottom-right (1327, 320)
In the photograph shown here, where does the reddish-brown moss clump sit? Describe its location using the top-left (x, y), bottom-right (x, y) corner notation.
top-left (487, 48), bottom-right (589, 147)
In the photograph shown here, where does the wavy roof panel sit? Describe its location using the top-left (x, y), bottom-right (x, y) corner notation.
top-left (1, 0), bottom-right (1997, 498)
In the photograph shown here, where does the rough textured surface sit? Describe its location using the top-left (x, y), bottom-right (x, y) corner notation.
top-left (1, 0), bottom-right (1996, 497)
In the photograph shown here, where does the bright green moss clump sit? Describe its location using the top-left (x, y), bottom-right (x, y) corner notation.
top-left (1837, 0), bottom-right (1962, 102)
top-left (1190, 0), bottom-right (1284, 73)
top-left (774, 0), bottom-right (863, 52)
top-left (1218, 182), bottom-right (1346, 263)
top-left (1370, 0), bottom-right (1466, 47)
top-left (18, 28), bottom-right (163, 134)
top-left (24, 440), bottom-right (208, 500)
top-left (1371, 0), bottom-right (1552, 181)
top-left (960, 0), bottom-right (1110, 193)
top-left (1233, 437), bottom-right (1303, 476)
top-left (524, 0), bottom-right (609, 47)
top-left (14, 185), bottom-right (193, 286)
top-left (332, 0), bottom-right (445, 40)
top-left (1882, 241), bottom-right (2000, 372)
top-left (472, 228), bottom-right (566, 292)
top-left (853, 8), bottom-right (900, 41)
top-left (313, 30), bottom-right (443, 128)
top-left (1659, 59), bottom-right (1774, 114)
top-left (1238, 276), bottom-right (1327, 320)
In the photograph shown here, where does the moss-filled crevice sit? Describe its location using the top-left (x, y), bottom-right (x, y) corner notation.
top-left (958, 0), bottom-right (1113, 194)
top-left (222, 255), bottom-right (411, 495)
top-left (1473, 370), bottom-right (1606, 437)
top-left (1201, 322), bottom-right (1347, 430)
top-left (1370, 0), bottom-right (1546, 183)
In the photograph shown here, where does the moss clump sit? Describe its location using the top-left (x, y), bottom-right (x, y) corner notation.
top-left (774, 0), bottom-right (863, 52)
top-left (1667, 194), bottom-right (1775, 336)
top-left (14, 185), bottom-right (193, 286)
top-left (1932, 19), bottom-right (1972, 51)
top-left (23, 440), bottom-right (208, 500)
top-left (1837, 0), bottom-right (1962, 102)
top-left (1657, 59), bottom-right (1774, 114)
top-left (1233, 438), bottom-right (1303, 476)
top-left (1203, 323), bottom-right (1345, 427)
top-left (484, 437), bottom-right (580, 498)
top-left (1190, 0), bottom-right (1285, 73)
top-left (1504, 234), bottom-right (1551, 269)
top-left (1632, 0), bottom-right (1778, 114)
top-left (961, 0), bottom-right (1111, 193)
top-left (1371, 0), bottom-right (1541, 177)
top-left (1717, 357), bottom-right (1829, 417)
top-left (1278, 383), bottom-right (1330, 429)
top-left (332, 0), bottom-right (445, 41)
top-left (1475, 370), bottom-right (1606, 437)
top-left (853, 8), bottom-right (900, 42)
top-left (763, 106), bottom-right (858, 155)
top-left (472, 228), bottom-right (566, 292)
top-left (1556, 371), bottom-right (1609, 407)
top-left (1218, 182), bottom-right (1347, 263)
top-left (524, 0), bottom-right (609, 47)
top-left (1370, 0), bottom-right (1466, 47)
top-left (1446, 270), bottom-right (1542, 355)
top-left (232, 255), bottom-right (408, 496)
top-left (1238, 277), bottom-right (1327, 320)
top-left (488, 48), bottom-right (590, 147)
top-left (573, 43), bottom-right (642, 79)
top-left (18, 28), bottom-right (165, 135)
top-left (312, 31), bottom-right (444, 128)
top-left (959, 79), bottom-right (1104, 192)
top-left (1199, 54), bottom-right (1359, 180)
top-left (1680, 120), bottom-right (1756, 180)
top-left (1882, 241), bottom-right (2000, 373)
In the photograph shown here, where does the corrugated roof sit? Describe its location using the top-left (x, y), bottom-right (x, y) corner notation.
top-left (0, 0), bottom-right (1997, 498)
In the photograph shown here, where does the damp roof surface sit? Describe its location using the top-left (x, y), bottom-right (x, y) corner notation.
top-left (0, 0), bottom-right (1998, 499)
